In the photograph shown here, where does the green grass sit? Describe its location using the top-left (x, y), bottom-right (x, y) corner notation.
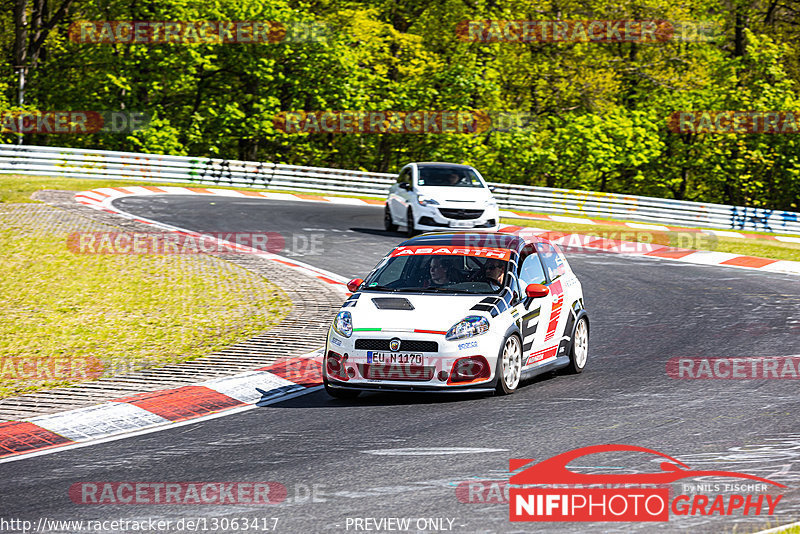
top-left (0, 220), bottom-right (291, 398)
top-left (502, 217), bottom-right (800, 262)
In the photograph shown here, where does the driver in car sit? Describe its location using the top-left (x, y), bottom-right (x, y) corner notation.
top-left (483, 259), bottom-right (506, 289)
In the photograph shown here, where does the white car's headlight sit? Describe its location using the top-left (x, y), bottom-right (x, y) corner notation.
top-left (417, 194), bottom-right (440, 206)
top-left (333, 310), bottom-right (353, 338)
top-left (446, 315), bottom-right (490, 341)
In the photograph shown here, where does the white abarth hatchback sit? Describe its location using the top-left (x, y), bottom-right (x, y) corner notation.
top-left (323, 232), bottom-right (589, 398)
top-left (384, 162), bottom-right (500, 236)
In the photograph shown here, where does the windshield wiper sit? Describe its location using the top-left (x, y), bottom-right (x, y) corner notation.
top-left (361, 285), bottom-right (398, 292)
top-left (398, 287), bottom-right (473, 294)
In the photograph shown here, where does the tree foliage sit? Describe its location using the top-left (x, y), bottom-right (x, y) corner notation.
top-left (2, 0), bottom-right (800, 209)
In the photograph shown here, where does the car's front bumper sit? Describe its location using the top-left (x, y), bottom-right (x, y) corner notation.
top-left (325, 329), bottom-right (502, 391)
top-left (414, 204), bottom-right (500, 232)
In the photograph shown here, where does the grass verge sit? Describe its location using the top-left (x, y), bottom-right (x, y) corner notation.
top-left (0, 208), bottom-right (291, 398)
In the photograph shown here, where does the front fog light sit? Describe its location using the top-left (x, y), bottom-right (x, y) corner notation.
top-left (333, 311), bottom-right (353, 338)
top-left (445, 315), bottom-right (490, 341)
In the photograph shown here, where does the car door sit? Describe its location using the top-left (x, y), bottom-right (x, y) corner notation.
top-left (512, 244), bottom-right (558, 367)
top-left (535, 241), bottom-right (569, 359)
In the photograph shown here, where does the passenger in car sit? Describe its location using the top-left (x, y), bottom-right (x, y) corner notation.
top-left (425, 256), bottom-right (460, 286)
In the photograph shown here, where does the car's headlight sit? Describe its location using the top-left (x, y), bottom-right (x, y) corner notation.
top-left (333, 310), bottom-right (353, 338)
top-left (445, 315), bottom-right (490, 341)
top-left (417, 194), bottom-right (440, 206)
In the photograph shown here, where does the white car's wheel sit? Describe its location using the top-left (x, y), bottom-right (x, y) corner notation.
top-left (384, 205), bottom-right (398, 232)
top-left (566, 316), bottom-right (589, 374)
top-left (405, 207), bottom-right (416, 237)
top-left (496, 334), bottom-right (522, 395)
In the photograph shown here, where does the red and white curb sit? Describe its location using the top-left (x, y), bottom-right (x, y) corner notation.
top-left (501, 210), bottom-right (800, 243)
top-left (0, 351), bottom-right (323, 463)
top-left (500, 225), bottom-right (800, 276)
top-left (73, 186), bottom-right (352, 291)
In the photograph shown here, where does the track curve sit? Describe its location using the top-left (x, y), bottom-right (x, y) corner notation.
top-left (1, 194), bottom-right (798, 533)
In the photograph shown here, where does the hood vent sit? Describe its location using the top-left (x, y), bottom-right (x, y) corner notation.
top-left (372, 298), bottom-right (415, 310)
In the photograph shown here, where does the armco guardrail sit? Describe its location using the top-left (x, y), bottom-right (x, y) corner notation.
top-left (1, 144), bottom-right (799, 235)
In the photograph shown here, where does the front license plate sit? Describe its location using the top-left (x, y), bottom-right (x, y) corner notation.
top-left (449, 220), bottom-right (473, 228)
top-left (367, 352), bottom-right (423, 365)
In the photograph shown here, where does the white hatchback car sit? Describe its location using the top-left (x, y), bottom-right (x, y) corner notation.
top-left (385, 162), bottom-right (500, 236)
top-left (323, 232), bottom-right (589, 398)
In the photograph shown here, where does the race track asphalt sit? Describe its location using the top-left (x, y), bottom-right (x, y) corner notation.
top-left (2, 195), bottom-right (798, 533)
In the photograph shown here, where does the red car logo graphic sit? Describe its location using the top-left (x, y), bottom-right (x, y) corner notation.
top-left (510, 443), bottom-right (786, 487)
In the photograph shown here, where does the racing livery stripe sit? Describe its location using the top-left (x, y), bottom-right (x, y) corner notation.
top-left (413, 329), bottom-right (447, 334)
top-left (544, 280), bottom-right (564, 343)
top-left (521, 306), bottom-right (541, 352)
top-left (525, 345), bottom-right (559, 366)
top-left (353, 328), bottom-right (381, 331)
top-left (471, 304), bottom-right (495, 312)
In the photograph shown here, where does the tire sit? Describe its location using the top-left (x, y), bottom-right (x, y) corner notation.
top-left (496, 334), bottom-right (523, 395)
top-left (324, 380), bottom-right (361, 399)
top-left (565, 316), bottom-right (589, 374)
top-left (384, 205), bottom-right (398, 232)
top-left (405, 207), bottom-right (416, 237)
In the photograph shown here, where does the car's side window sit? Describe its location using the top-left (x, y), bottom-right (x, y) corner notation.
top-left (398, 168), bottom-right (412, 185)
top-left (518, 249), bottom-right (547, 287)
top-left (536, 242), bottom-right (565, 281)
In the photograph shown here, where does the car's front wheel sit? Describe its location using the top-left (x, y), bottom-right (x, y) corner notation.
top-left (384, 205), bottom-right (398, 232)
top-left (496, 334), bottom-right (522, 395)
top-left (565, 316), bottom-right (589, 374)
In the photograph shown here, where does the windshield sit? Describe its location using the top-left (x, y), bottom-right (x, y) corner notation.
top-left (362, 250), bottom-right (510, 294)
top-left (417, 166), bottom-right (485, 188)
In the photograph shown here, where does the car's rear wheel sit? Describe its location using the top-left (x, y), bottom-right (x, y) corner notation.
top-left (405, 207), bottom-right (416, 237)
top-left (496, 334), bottom-right (522, 395)
top-left (565, 316), bottom-right (589, 374)
top-left (384, 205), bottom-right (398, 232)
top-left (324, 380), bottom-right (360, 399)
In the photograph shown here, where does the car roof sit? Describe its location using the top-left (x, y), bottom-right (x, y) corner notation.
top-left (413, 162), bottom-right (476, 170)
top-left (398, 232), bottom-right (543, 249)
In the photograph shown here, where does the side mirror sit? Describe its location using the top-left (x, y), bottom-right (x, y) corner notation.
top-left (488, 185), bottom-right (496, 193)
top-left (399, 182), bottom-right (411, 191)
top-left (525, 283), bottom-right (549, 299)
top-left (347, 278), bottom-right (364, 293)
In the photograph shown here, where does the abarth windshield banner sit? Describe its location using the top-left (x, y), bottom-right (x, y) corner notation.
top-left (389, 246), bottom-right (511, 260)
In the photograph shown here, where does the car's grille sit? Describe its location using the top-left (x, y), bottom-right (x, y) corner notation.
top-left (438, 208), bottom-right (484, 220)
top-left (356, 364), bottom-right (435, 381)
top-left (354, 339), bottom-right (439, 352)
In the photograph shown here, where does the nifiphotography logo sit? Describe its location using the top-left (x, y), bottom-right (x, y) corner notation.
top-left (509, 444), bottom-right (785, 522)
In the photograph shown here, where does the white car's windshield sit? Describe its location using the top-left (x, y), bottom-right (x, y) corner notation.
top-left (362, 253), bottom-right (508, 294)
top-left (417, 166), bottom-right (484, 188)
